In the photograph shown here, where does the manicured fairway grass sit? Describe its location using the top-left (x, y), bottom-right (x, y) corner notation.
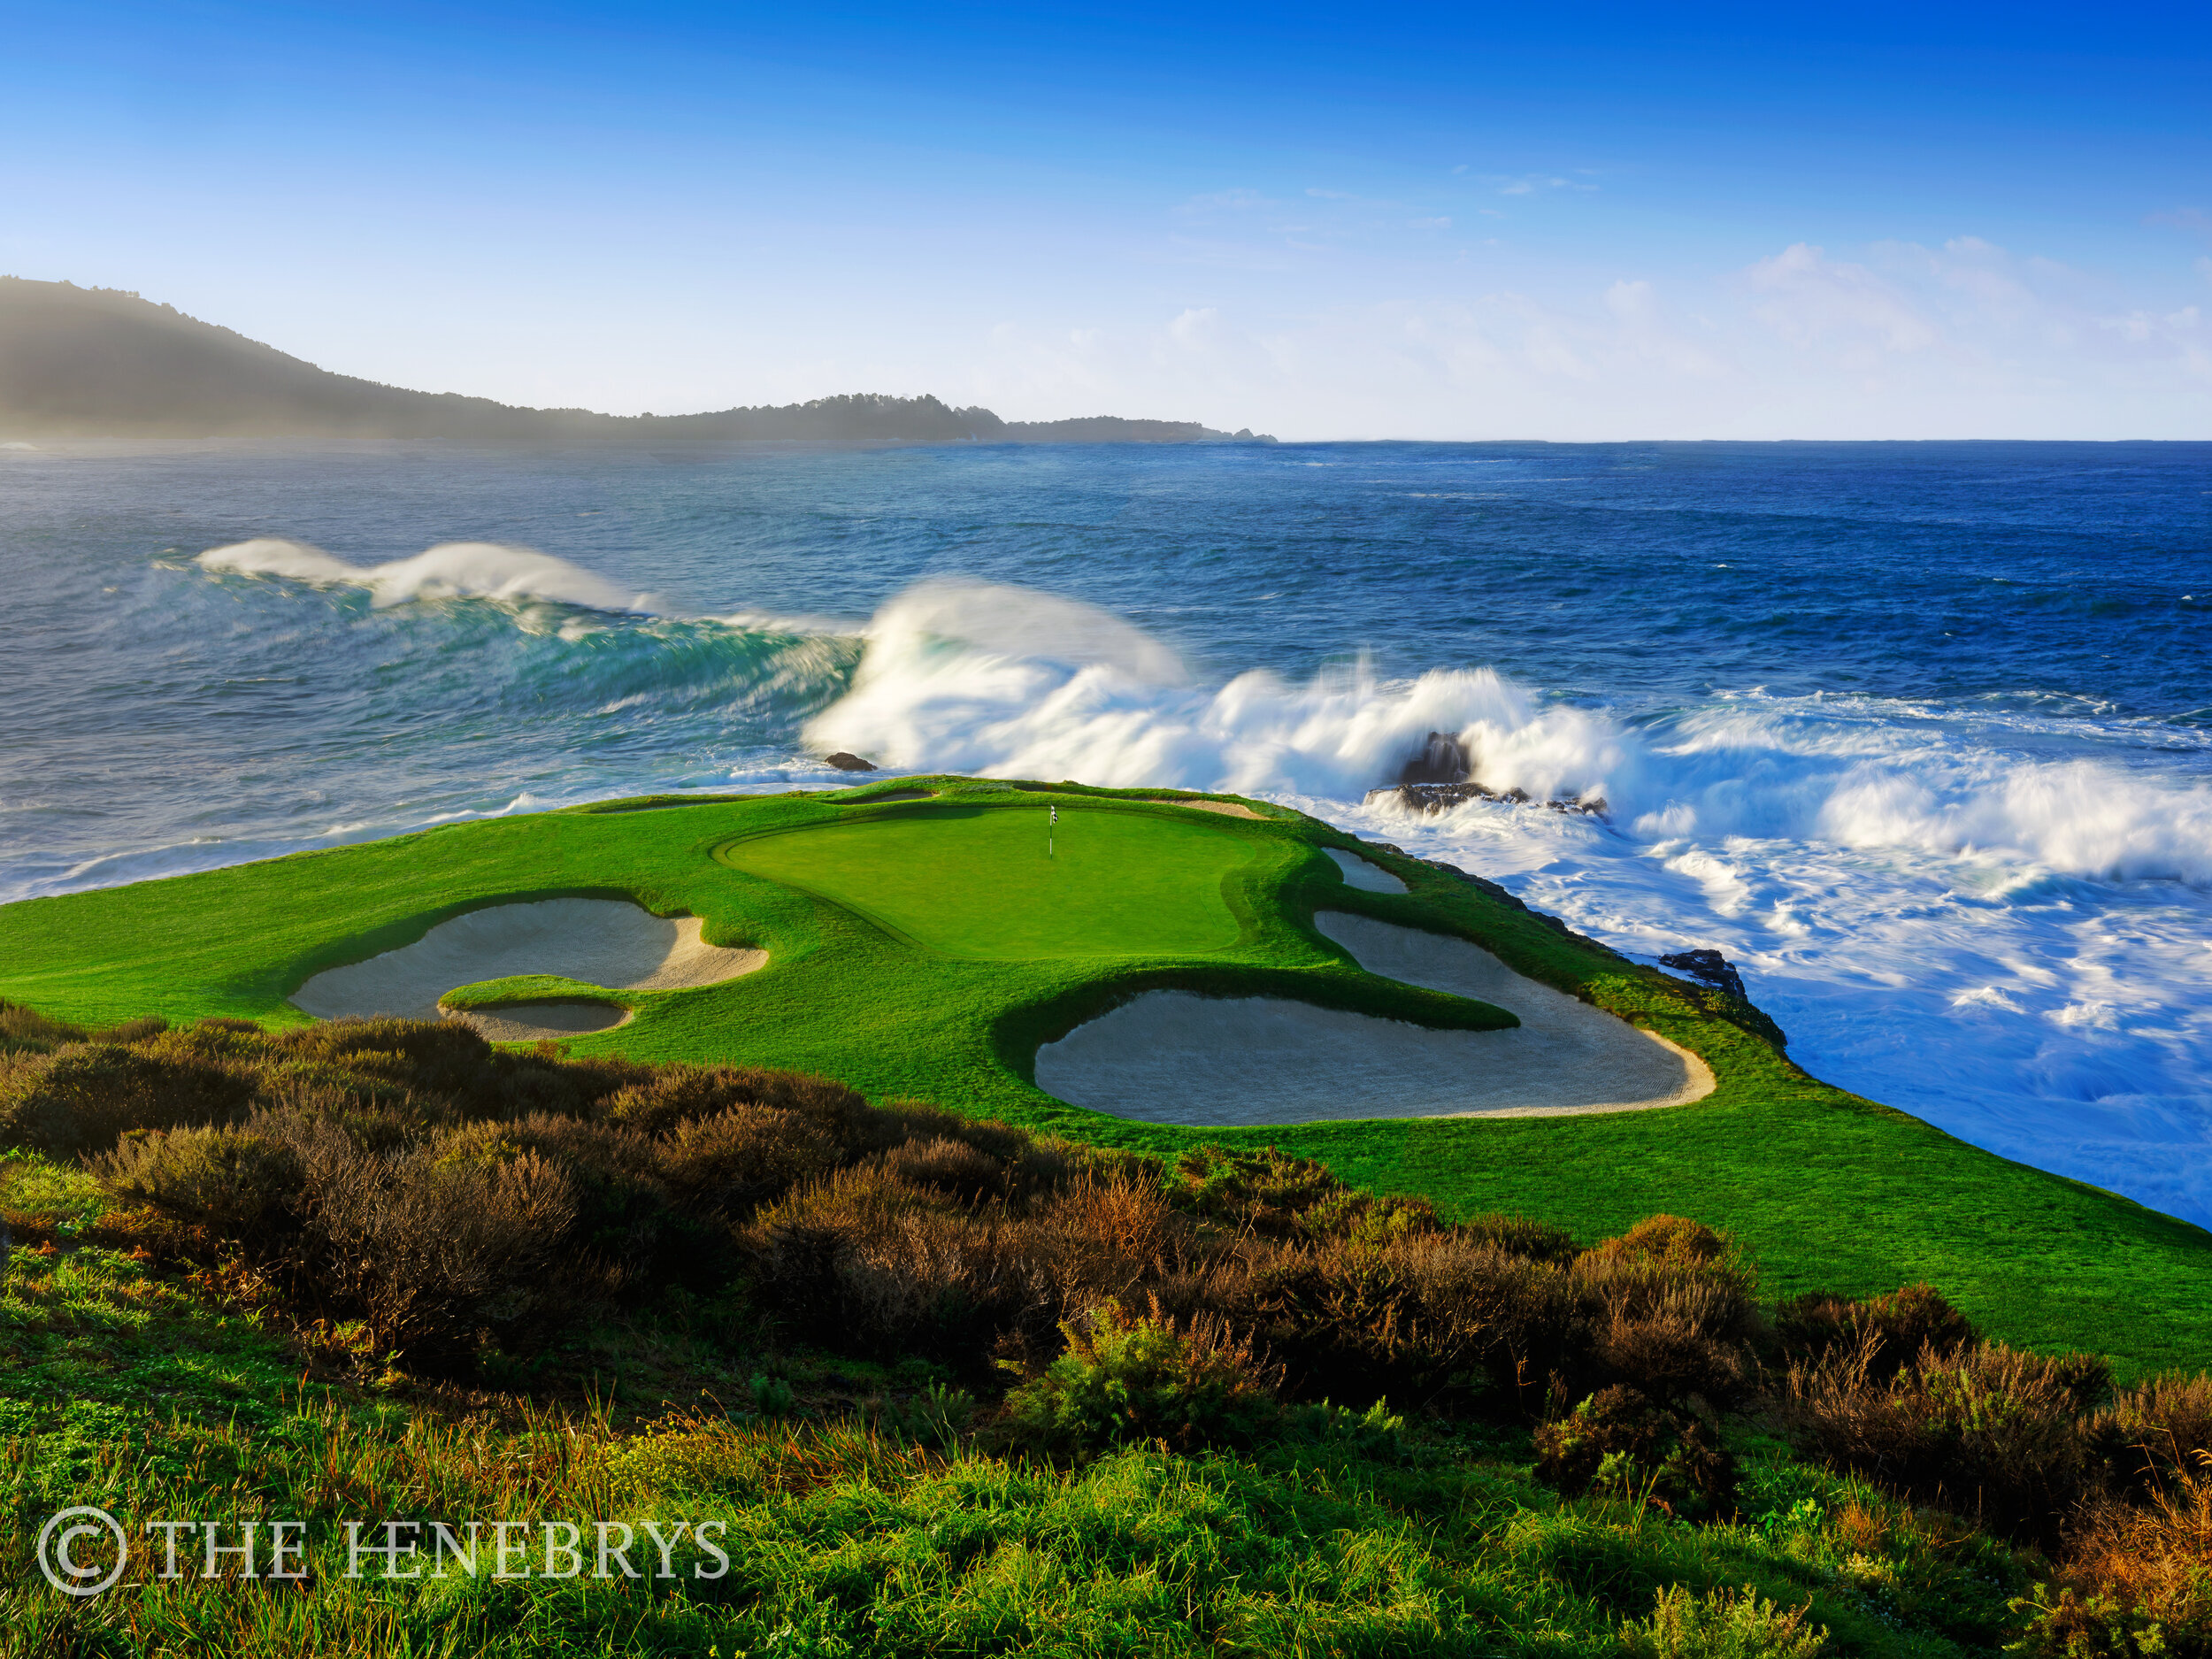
top-left (3, 776), bottom-right (2208, 1377)
top-left (718, 801), bottom-right (1256, 957)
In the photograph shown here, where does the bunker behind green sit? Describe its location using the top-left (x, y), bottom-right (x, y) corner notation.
top-left (717, 802), bottom-right (1256, 958)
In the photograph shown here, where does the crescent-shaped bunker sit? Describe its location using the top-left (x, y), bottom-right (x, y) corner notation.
top-left (291, 897), bottom-right (765, 1041)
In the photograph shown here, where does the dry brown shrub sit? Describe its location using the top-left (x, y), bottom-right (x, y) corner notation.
top-left (1458, 1210), bottom-right (1580, 1264)
top-left (0, 1041), bottom-right (257, 1156)
top-left (2020, 1468), bottom-right (2212, 1659)
top-left (1774, 1283), bottom-right (1977, 1378)
top-left (308, 1137), bottom-right (580, 1361)
top-left (2090, 1372), bottom-right (2212, 1499)
top-left (1582, 1213), bottom-right (1732, 1266)
top-left (881, 1135), bottom-right (1010, 1203)
top-left (95, 1125), bottom-right (304, 1244)
top-left (1786, 1333), bottom-right (2097, 1540)
top-left (1575, 1249), bottom-right (1761, 1406)
top-left (1034, 1169), bottom-right (1193, 1286)
top-left (598, 1064), bottom-right (874, 1145)
top-left (656, 1103), bottom-right (842, 1217)
top-left (744, 1165), bottom-right (1062, 1363)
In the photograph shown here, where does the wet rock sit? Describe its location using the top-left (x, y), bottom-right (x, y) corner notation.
top-left (1365, 781), bottom-right (1608, 818)
top-left (1399, 730), bottom-right (1473, 785)
top-left (1658, 949), bottom-right (1746, 1002)
top-left (823, 752), bottom-right (877, 772)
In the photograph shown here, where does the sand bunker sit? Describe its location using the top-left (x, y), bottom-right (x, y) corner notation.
top-left (1325, 848), bottom-right (1408, 893)
top-left (1133, 797), bottom-right (1265, 819)
top-left (291, 899), bottom-right (766, 1032)
top-left (837, 788), bottom-right (936, 803)
top-left (1033, 911), bottom-right (1712, 1126)
top-left (448, 1002), bottom-right (634, 1042)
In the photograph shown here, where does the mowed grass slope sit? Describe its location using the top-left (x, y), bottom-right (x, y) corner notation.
top-left (1, 778), bottom-right (2207, 1377)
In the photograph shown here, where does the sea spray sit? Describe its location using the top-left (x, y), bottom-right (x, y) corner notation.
top-left (198, 537), bottom-right (670, 613)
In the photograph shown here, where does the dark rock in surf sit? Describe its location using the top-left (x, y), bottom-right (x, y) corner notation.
top-left (1658, 949), bottom-right (1746, 1002)
top-left (1400, 730), bottom-right (1473, 785)
top-left (1366, 780), bottom-right (1609, 818)
top-left (823, 752), bottom-right (877, 772)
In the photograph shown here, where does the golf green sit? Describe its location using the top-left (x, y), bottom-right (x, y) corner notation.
top-left (716, 802), bottom-right (1256, 958)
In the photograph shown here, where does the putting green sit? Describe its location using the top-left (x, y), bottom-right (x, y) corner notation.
top-left (716, 803), bottom-right (1255, 958)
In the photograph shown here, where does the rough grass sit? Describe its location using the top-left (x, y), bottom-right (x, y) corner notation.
top-left (1, 780), bottom-right (2208, 1379)
top-left (0, 1174), bottom-right (2043, 1659)
top-left (0, 1125), bottom-right (2197, 1659)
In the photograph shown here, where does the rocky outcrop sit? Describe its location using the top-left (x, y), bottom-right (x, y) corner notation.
top-left (1658, 949), bottom-right (1745, 1001)
top-left (1400, 730), bottom-right (1473, 785)
top-left (823, 752), bottom-right (877, 772)
top-left (1368, 781), bottom-right (1609, 817)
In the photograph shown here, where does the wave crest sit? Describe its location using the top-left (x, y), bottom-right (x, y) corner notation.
top-left (810, 580), bottom-right (2212, 886)
top-left (197, 537), bottom-right (664, 612)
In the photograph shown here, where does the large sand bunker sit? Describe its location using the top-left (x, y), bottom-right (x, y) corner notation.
top-left (291, 898), bottom-right (765, 1041)
top-left (1033, 911), bottom-right (1712, 1126)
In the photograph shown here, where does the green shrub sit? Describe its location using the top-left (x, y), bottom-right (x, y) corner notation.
top-left (1621, 1583), bottom-right (1828, 1659)
top-left (997, 1304), bottom-right (1281, 1457)
top-left (1170, 1141), bottom-right (1439, 1242)
top-left (1535, 1386), bottom-right (1738, 1521)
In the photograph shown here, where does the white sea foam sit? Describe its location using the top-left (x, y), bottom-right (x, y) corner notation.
top-left (810, 581), bottom-right (2212, 887)
top-left (197, 537), bottom-right (664, 612)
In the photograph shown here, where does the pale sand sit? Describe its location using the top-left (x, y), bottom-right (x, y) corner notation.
top-left (1325, 847), bottom-right (1408, 893)
top-left (448, 1001), bottom-right (633, 1043)
top-left (1131, 796), bottom-right (1265, 820)
top-left (290, 898), bottom-right (766, 1025)
top-left (1033, 910), bottom-right (1713, 1126)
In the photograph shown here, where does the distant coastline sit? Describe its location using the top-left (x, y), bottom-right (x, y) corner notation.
top-left (0, 277), bottom-right (1277, 444)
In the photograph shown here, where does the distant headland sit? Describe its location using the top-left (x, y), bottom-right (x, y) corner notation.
top-left (0, 277), bottom-right (1276, 444)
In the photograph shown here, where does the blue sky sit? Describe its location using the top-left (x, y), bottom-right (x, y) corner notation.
top-left (4, 1), bottom-right (2208, 437)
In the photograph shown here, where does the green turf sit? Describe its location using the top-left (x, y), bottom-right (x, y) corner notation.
top-left (717, 802), bottom-right (1256, 958)
top-left (3, 776), bottom-right (2208, 1378)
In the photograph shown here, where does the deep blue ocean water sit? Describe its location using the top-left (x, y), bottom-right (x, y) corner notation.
top-left (3, 437), bottom-right (2208, 1223)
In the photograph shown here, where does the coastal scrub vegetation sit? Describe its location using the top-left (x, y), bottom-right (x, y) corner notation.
top-left (4, 1011), bottom-right (2209, 1655)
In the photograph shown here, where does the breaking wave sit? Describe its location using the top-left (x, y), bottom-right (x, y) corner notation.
top-left (809, 580), bottom-right (2212, 887)
top-left (198, 537), bottom-right (670, 613)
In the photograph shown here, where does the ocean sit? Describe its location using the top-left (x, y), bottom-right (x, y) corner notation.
top-left (3, 436), bottom-right (2208, 1226)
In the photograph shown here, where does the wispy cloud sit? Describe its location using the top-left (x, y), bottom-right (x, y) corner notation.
top-left (1487, 173), bottom-right (1598, 196)
top-left (1177, 188), bottom-right (1270, 215)
top-left (2147, 207), bottom-right (2212, 237)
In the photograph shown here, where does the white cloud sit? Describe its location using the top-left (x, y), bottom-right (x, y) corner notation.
top-left (1746, 242), bottom-right (1940, 354)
